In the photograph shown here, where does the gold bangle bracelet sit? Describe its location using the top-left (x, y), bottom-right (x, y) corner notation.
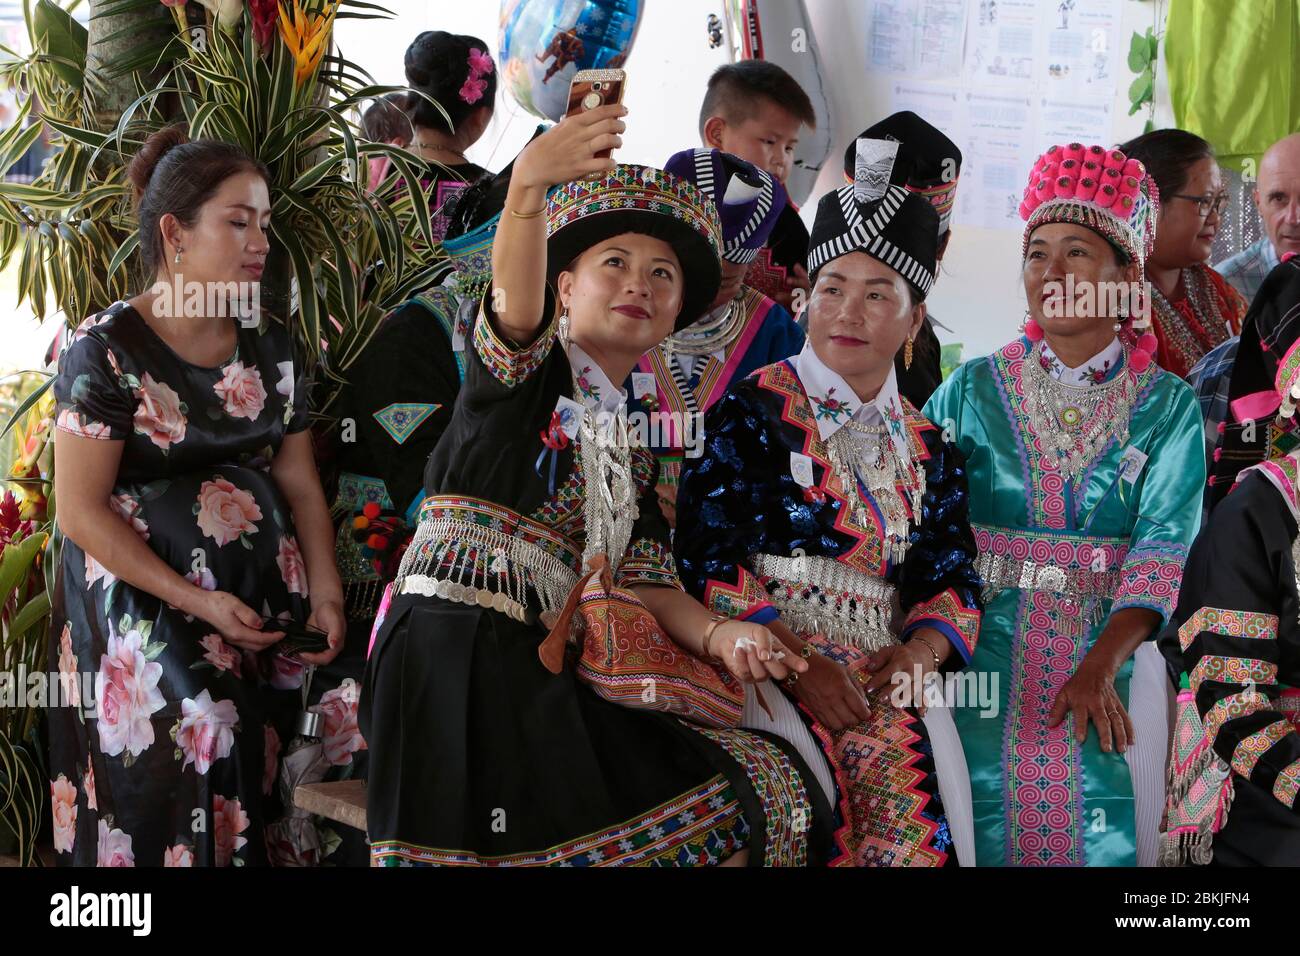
top-left (909, 633), bottom-right (943, 671)
top-left (701, 614), bottom-right (727, 659)
top-left (508, 205), bottom-right (547, 220)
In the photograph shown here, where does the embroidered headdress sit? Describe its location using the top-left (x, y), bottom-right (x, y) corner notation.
top-left (546, 164), bottom-right (723, 329)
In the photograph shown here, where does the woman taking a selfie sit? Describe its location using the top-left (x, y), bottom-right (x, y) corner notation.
top-left (47, 127), bottom-right (344, 867)
top-left (360, 105), bottom-right (834, 867)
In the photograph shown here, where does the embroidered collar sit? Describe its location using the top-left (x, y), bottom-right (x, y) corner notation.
top-left (1038, 336), bottom-right (1124, 387)
top-left (1240, 448), bottom-right (1300, 524)
top-left (567, 342), bottom-right (626, 418)
top-left (791, 341), bottom-right (909, 458)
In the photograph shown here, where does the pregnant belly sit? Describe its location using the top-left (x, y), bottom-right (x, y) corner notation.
top-left (108, 465), bottom-right (300, 597)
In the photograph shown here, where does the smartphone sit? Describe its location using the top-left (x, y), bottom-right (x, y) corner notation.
top-left (565, 68), bottom-right (627, 162)
top-left (260, 614), bottom-right (331, 658)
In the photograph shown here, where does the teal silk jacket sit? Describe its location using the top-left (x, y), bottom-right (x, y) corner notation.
top-left (924, 336), bottom-right (1205, 866)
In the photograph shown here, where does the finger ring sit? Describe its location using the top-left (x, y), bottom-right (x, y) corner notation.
top-left (783, 672), bottom-right (799, 687)
top-left (855, 671), bottom-right (868, 685)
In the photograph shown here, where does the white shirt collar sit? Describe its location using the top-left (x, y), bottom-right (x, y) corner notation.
top-left (791, 341), bottom-right (910, 458)
top-left (567, 341), bottom-right (626, 417)
top-left (1038, 336), bottom-right (1124, 387)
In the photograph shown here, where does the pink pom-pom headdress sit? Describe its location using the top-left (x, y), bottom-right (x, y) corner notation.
top-left (1020, 142), bottom-right (1160, 367)
top-left (1019, 142), bottom-right (1158, 271)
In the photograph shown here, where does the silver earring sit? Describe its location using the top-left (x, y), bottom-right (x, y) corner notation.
top-left (557, 307), bottom-right (570, 347)
top-left (1113, 321), bottom-right (1123, 332)
top-left (174, 248), bottom-right (183, 264)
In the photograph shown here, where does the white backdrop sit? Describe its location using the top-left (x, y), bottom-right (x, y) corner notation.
top-left (340, 0), bottom-right (1177, 363)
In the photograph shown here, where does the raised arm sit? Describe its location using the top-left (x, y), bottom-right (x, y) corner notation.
top-left (490, 104), bottom-right (626, 343)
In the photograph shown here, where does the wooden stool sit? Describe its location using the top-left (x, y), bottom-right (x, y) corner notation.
top-left (0, 845), bottom-right (57, 867)
top-left (294, 779), bottom-right (367, 832)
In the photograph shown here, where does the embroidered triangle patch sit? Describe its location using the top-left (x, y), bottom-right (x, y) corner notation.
top-left (373, 402), bottom-right (440, 444)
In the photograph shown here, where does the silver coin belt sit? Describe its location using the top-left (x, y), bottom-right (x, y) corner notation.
top-left (975, 548), bottom-right (1123, 602)
top-left (395, 515), bottom-right (580, 625)
top-left (400, 574), bottom-right (539, 624)
top-left (752, 552), bottom-right (898, 651)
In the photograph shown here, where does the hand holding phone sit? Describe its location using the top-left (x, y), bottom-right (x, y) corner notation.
top-left (565, 69), bottom-right (627, 162)
top-left (513, 102), bottom-right (626, 192)
top-left (196, 590), bottom-right (282, 652)
top-left (261, 614), bottom-right (331, 658)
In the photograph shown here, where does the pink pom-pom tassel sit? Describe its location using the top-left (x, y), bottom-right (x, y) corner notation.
top-left (1095, 184), bottom-right (1119, 208)
top-left (1130, 349), bottom-right (1152, 372)
top-left (1086, 144), bottom-right (1107, 160)
top-left (1122, 158), bottom-right (1145, 179)
top-left (1054, 176), bottom-right (1076, 198)
top-left (1063, 143), bottom-right (1085, 163)
top-left (1024, 319), bottom-right (1045, 342)
top-left (1137, 332), bottom-right (1159, 353)
top-left (1018, 201), bottom-right (1033, 220)
top-left (1103, 149), bottom-right (1127, 170)
top-left (1077, 177), bottom-right (1100, 201)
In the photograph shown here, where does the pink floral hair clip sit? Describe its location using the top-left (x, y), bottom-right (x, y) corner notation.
top-left (460, 48), bottom-right (494, 105)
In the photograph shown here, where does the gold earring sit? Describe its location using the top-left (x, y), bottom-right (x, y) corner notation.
top-left (904, 335), bottom-right (914, 370)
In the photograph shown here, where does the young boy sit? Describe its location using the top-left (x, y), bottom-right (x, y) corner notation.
top-left (629, 149), bottom-right (805, 527)
top-left (698, 61), bottom-right (816, 311)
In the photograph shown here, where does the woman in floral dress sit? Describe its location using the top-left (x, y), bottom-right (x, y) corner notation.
top-left (47, 127), bottom-right (346, 867)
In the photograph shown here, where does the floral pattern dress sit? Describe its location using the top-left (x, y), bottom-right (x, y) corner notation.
top-left (46, 301), bottom-right (359, 867)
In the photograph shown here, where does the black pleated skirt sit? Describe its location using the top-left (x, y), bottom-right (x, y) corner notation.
top-left (359, 593), bottom-right (834, 866)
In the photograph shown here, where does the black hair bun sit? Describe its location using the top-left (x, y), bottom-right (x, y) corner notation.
top-left (126, 124), bottom-right (190, 202)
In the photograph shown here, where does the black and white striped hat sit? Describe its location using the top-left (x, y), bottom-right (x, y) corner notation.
top-left (663, 148), bottom-right (787, 265)
top-left (807, 183), bottom-right (939, 301)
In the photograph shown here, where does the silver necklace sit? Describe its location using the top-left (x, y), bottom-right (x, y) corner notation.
top-left (414, 141), bottom-right (468, 163)
top-left (575, 383), bottom-right (636, 573)
top-left (1022, 340), bottom-right (1137, 482)
top-left (826, 419), bottom-right (923, 563)
top-left (664, 293), bottom-right (746, 358)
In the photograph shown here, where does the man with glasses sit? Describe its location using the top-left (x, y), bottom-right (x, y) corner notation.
top-left (1216, 133), bottom-right (1300, 304)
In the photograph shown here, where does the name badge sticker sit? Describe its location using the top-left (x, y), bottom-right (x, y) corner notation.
top-left (553, 396), bottom-right (585, 440)
top-left (790, 452), bottom-right (815, 488)
top-left (1118, 446), bottom-right (1149, 484)
top-left (632, 372), bottom-right (657, 400)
